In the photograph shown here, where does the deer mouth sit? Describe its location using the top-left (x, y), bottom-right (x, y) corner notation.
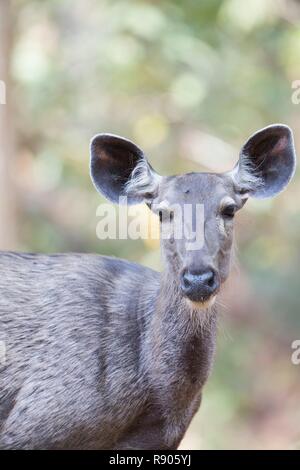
top-left (186, 295), bottom-right (217, 310)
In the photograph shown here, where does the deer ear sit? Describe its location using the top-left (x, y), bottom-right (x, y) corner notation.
top-left (90, 134), bottom-right (161, 204)
top-left (233, 124), bottom-right (296, 198)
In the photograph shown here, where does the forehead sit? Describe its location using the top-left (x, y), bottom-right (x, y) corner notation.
top-left (160, 172), bottom-right (235, 205)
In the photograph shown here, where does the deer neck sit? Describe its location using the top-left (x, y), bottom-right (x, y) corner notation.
top-left (143, 268), bottom-right (218, 392)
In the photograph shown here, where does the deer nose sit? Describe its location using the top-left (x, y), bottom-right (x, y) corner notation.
top-left (180, 268), bottom-right (220, 302)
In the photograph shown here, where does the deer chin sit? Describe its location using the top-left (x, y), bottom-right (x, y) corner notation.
top-left (186, 295), bottom-right (217, 311)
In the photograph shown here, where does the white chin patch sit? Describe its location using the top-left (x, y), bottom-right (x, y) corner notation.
top-left (186, 295), bottom-right (217, 310)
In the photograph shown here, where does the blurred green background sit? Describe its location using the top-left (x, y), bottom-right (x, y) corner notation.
top-left (0, 0), bottom-right (299, 449)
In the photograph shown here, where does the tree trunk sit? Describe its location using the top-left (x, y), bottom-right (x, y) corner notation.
top-left (0, 0), bottom-right (17, 249)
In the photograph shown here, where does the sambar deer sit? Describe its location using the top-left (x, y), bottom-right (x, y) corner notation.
top-left (0, 124), bottom-right (296, 449)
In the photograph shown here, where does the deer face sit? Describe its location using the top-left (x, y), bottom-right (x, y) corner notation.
top-left (90, 125), bottom-right (296, 307)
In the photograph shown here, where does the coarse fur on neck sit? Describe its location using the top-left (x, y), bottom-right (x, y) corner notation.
top-left (139, 267), bottom-right (217, 448)
top-left (143, 266), bottom-right (218, 392)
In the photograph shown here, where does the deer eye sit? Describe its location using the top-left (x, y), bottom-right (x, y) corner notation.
top-left (221, 204), bottom-right (236, 219)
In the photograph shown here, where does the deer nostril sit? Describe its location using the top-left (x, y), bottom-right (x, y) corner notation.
top-left (181, 269), bottom-right (193, 288)
top-left (207, 272), bottom-right (215, 287)
top-left (180, 268), bottom-right (220, 301)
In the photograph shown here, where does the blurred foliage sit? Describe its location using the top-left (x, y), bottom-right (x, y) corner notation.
top-left (4, 0), bottom-right (300, 449)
